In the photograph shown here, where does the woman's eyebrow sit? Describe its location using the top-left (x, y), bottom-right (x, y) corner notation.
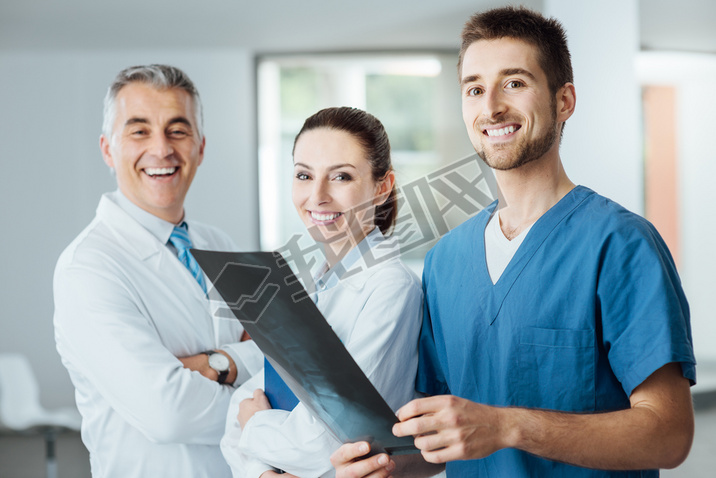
top-left (293, 163), bottom-right (358, 171)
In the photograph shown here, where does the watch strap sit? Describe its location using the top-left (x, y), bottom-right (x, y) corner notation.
top-left (202, 350), bottom-right (229, 384)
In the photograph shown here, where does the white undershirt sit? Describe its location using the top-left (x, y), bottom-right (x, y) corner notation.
top-left (484, 210), bottom-right (534, 284)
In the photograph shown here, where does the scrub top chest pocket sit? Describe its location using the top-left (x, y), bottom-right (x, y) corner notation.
top-left (517, 326), bottom-right (596, 411)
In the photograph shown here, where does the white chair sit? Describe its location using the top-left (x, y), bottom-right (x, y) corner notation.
top-left (0, 353), bottom-right (82, 478)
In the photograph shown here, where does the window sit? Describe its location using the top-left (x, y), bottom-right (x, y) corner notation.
top-left (257, 52), bottom-right (496, 269)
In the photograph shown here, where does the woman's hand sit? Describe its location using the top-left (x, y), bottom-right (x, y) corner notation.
top-left (238, 388), bottom-right (272, 428)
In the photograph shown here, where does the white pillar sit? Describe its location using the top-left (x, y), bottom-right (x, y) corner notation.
top-left (544, 0), bottom-right (642, 213)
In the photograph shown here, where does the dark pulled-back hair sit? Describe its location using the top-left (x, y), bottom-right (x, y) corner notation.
top-left (293, 107), bottom-right (397, 235)
top-left (458, 6), bottom-right (574, 96)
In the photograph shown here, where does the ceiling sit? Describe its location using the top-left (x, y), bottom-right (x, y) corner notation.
top-left (1, 0), bottom-right (714, 54)
top-left (639, 0), bottom-right (716, 53)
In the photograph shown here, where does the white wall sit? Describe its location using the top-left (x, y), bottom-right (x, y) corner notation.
top-left (546, 0), bottom-right (642, 213)
top-left (0, 49), bottom-right (258, 408)
top-left (681, 78), bottom-right (716, 363)
top-left (637, 52), bottom-right (716, 362)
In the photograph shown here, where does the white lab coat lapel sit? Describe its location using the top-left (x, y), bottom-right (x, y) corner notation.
top-left (96, 195), bottom-right (217, 350)
top-left (315, 234), bottom-right (401, 341)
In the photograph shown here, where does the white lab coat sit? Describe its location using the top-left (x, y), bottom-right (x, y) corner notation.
top-left (221, 229), bottom-right (423, 478)
top-left (54, 192), bottom-right (262, 478)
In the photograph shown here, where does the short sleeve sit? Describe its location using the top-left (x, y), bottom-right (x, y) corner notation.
top-left (598, 218), bottom-right (695, 396)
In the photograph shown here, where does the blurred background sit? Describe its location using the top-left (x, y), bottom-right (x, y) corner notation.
top-left (1, 0), bottom-right (714, 476)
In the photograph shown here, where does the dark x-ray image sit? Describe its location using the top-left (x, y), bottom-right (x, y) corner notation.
top-left (192, 249), bottom-right (418, 456)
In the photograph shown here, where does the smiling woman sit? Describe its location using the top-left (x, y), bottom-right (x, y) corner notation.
top-left (220, 107), bottom-right (425, 478)
top-left (291, 107), bottom-right (396, 266)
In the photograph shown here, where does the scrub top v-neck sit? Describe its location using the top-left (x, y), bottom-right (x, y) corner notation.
top-left (416, 185), bottom-right (695, 478)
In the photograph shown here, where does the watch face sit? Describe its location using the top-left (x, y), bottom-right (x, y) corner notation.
top-left (209, 353), bottom-right (230, 372)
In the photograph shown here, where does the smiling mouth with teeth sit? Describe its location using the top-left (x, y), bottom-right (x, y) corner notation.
top-left (485, 125), bottom-right (520, 137)
top-left (310, 211), bottom-right (343, 223)
top-left (144, 167), bottom-right (178, 177)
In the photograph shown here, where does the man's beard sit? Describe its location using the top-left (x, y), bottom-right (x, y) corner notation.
top-left (476, 104), bottom-right (559, 171)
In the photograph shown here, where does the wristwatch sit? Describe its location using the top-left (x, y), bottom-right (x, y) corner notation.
top-left (202, 350), bottom-right (230, 384)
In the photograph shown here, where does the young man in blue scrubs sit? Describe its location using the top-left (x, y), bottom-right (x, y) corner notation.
top-left (331, 6), bottom-right (696, 477)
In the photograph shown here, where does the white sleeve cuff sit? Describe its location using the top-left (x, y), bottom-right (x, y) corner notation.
top-left (221, 340), bottom-right (263, 385)
top-left (244, 457), bottom-right (276, 478)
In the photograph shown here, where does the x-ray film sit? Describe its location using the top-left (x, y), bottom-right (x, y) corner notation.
top-left (191, 249), bottom-right (418, 456)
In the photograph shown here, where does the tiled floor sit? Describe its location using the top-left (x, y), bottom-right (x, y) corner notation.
top-left (0, 431), bottom-right (90, 478)
top-left (1, 403), bottom-right (714, 477)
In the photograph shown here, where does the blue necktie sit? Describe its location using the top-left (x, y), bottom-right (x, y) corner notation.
top-left (169, 222), bottom-right (207, 293)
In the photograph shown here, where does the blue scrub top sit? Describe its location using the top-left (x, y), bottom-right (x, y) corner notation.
top-left (417, 186), bottom-right (696, 477)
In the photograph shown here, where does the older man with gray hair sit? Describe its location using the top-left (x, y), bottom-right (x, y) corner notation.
top-left (54, 64), bottom-right (262, 478)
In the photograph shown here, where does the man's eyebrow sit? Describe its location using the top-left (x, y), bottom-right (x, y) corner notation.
top-left (167, 117), bottom-right (193, 129)
top-left (460, 74), bottom-right (481, 88)
top-left (501, 68), bottom-right (537, 81)
top-left (460, 68), bottom-right (538, 87)
top-left (123, 117), bottom-right (194, 129)
top-left (124, 117), bottom-right (149, 128)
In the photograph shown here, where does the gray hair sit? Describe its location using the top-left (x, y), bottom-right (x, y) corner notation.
top-left (101, 64), bottom-right (204, 140)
